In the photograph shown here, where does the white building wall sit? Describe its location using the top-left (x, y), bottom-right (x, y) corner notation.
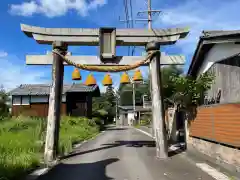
top-left (127, 112), bottom-right (134, 126)
top-left (198, 43), bottom-right (240, 76)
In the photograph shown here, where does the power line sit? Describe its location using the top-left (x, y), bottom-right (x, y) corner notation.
top-left (120, 0), bottom-right (162, 56)
top-left (120, 0), bottom-right (136, 56)
top-left (129, 0), bottom-right (134, 28)
top-left (129, 0), bottom-right (135, 56)
top-left (123, 0), bottom-right (130, 28)
top-left (123, 0), bottom-right (130, 55)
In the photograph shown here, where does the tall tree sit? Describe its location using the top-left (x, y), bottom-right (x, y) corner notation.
top-left (105, 86), bottom-right (115, 106)
top-left (117, 66), bottom-right (214, 110)
top-left (92, 85), bottom-right (117, 122)
top-left (0, 85), bottom-right (10, 118)
top-left (105, 85), bottom-right (116, 118)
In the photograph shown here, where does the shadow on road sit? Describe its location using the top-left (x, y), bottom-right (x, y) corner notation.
top-left (36, 158), bottom-right (119, 180)
top-left (61, 139), bottom-right (185, 160)
top-left (168, 146), bottom-right (186, 157)
top-left (61, 140), bottom-right (155, 160)
top-left (105, 128), bottom-right (128, 131)
top-left (103, 140), bottom-right (156, 147)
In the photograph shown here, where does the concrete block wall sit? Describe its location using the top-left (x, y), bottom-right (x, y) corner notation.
top-left (188, 137), bottom-right (240, 172)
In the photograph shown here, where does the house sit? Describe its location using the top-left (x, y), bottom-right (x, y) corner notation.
top-left (118, 105), bottom-right (151, 126)
top-left (9, 84), bottom-right (100, 118)
top-left (187, 30), bottom-right (240, 169)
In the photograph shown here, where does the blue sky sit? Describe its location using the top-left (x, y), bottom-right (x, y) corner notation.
top-left (1, 0), bottom-right (240, 92)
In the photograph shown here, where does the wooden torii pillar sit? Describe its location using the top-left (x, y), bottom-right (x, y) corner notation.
top-left (20, 24), bottom-right (189, 164)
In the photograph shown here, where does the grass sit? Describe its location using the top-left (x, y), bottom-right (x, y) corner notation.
top-left (0, 115), bottom-right (101, 180)
top-left (134, 124), bottom-right (140, 128)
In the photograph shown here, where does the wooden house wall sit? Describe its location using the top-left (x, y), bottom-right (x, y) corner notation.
top-left (205, 56), bottom-right (240, 104)
top-left (66, 92), bottom-right (92, 118)
top-left (12, 103), bottom-right (67, 118)
top-left (11, 93), bottom-right (92, 118)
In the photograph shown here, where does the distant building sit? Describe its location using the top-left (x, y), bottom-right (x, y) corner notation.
top-left (9, 84), bottom-right (100, 118)
top-left (118, 105), bottom-right (151, 126)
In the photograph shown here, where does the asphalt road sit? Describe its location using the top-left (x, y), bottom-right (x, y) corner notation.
top-left (37, 126), bottom-right (216, 180)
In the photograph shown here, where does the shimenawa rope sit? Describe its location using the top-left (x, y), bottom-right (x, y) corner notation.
top-left (52, 49), bottom-right (158, 72)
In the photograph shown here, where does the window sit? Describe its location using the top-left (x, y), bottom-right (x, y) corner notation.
top-left (62, 94), bottom-right (66, 102)
top-left (30, 95), bottom-right (66, 103)
top-left (22, 96), bottom-right (30, 105)
top-left (12, 96), bottom-right (21, 105)
top-left (30, 96), bottom-right (48, 103)
top-left (12, 96), bottom-right (30, 105)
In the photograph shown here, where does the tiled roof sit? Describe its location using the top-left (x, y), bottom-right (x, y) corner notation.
top-left (202, 30), bottom-right (240, 39)
top-left (9, 84), bottom-right (98, 96)
top-left (187, 29), bottom-right (240, 76)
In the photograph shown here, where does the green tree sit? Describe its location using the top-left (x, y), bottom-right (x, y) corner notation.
top-left (92, 85), bottom-right (117, 123)
top-left (105, 85), bottom-right (116, 120)
top-left (0, 85), bottom-right (10, 119)
top-left (118, 83), bottom-right (149, 106)
top-left (118, 66), bottom-right (214, 110)
top-left (168, 71), bottom-right (215, 109)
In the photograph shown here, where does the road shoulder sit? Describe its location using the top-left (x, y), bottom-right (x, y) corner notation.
top-left (134, 125), bottom-right (240, 180)
top-left (25, 130), bottom-right (106, 180)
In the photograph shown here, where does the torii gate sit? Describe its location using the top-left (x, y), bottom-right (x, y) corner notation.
top-left (20, 24), bottom-right (189, 165)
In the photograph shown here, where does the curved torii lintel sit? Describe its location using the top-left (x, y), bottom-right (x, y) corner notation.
top-left (20, 24), bottom-right (190, 46)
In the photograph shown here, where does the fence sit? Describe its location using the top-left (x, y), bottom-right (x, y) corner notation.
top-left (189, 103), bottom-right (240, 148)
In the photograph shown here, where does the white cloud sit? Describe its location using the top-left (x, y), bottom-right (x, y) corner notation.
top-left (0, 54), bottom-right (50, 91)
top-left (9, 0), bottom-right (107, 17)
top-left (0, 51), bottom-right (8, 58)
top-left (154, 0), bottom-right (240, 58)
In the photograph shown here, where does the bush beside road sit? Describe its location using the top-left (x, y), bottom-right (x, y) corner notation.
top-left (0, 116), bottom-right (101, 180)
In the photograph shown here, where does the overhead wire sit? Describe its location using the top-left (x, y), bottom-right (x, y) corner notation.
top-left (129, 0), bottom-right (136, 56)
top-left (123, 0), bottom-right (131, 55)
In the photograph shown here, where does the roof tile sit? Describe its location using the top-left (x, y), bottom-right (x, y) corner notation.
top-left (9, 84), bottom-right (98, 96)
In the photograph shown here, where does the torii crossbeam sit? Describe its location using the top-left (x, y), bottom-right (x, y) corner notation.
top-left (21, 24), bottom-right (189, 46)
top-left (21, 24), bottom-right (189, 165)
top-left (26, 53), bottom-right (185, 66)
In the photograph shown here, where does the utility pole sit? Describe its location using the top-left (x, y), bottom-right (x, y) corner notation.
top-left (114, 90), bottom-right (120, 125)
top-left (147, 0), bottom-right (154, 138)
top-left (136, 0), bottom-right (161, 138)
top-left (132, 78), bottom-right (136, 123)
top-left (119, 0), bottom-right (136, 124)
top-left (119, 1), bottom-right (166, 141)
top-left (147, 0), bottom-right (152, 29)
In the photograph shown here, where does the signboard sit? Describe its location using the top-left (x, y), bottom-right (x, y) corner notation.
top-left (99, 28), bottom-right (116, 61)
top-left (204, 88), bottom-right (222, 105)
top-left (143, 94), bottom-right (151, 108)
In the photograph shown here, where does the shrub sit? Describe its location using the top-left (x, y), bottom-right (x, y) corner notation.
top-left (58, 116), bottom-right (99, 155)
top-left (0, 116), bottom-right (43, 179)
top-left (0, 115), bottom-right (100, 180)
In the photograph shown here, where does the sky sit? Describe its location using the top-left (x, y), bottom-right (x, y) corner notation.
top-left (1, 0), bottom-right (240, 92)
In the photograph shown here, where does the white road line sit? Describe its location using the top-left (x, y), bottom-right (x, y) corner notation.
top-left (135, 128), bottom-right (233, 180)
top-left (196, 163), bottom-right (230, 180)
top-left (135, 128), bottom-right (184, 151)
top-left (30, 168), bottom-right (49, 176)
top-left (134, 128), bottom-right (155, 139)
